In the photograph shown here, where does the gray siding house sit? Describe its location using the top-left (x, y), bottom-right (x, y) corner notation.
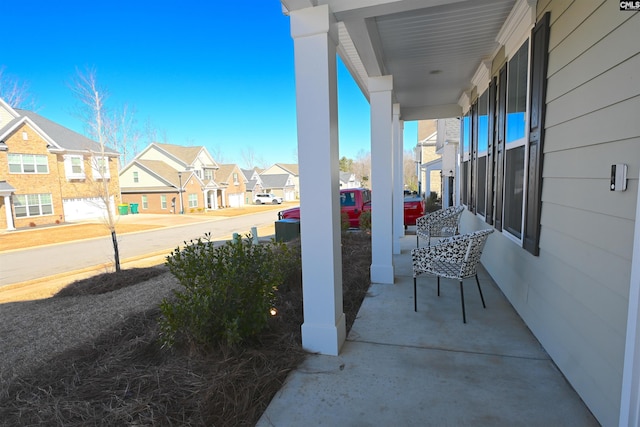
top-left (280, 0), bottom-right (640, 425)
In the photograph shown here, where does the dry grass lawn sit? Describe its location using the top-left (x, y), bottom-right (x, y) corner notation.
top-left (0, 233), bottom-right (371, 426)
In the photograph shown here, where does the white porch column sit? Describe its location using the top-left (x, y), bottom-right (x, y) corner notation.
top-left (619, 170), bottom-right (640, 427)
top-left (392, 103), bottom-right (404, 254)
top-left (3, 195), bottom-right (15, 230)
top-left (291, 4), bottom-right (345, 356)
top-left (369, 75), bottom-right (394, 284)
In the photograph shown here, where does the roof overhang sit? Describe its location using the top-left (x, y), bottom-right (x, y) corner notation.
top-left (283, 0), bottom-right (518, 120)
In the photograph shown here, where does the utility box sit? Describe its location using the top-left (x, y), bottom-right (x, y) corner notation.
top-left (275, 219), bottom-right (300, 242)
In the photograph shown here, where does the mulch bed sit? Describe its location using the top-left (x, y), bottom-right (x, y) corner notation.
top-left (0, 232), bottom-right (371, 426)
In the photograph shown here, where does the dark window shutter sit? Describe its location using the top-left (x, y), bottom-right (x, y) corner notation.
top-left (523, 12), bottom-right (550, 256)
top-left (494, 65), bottom-right (507, 231)
top-left (486, 78), bottom-right (496, 225)
top-left (471, 101), bottom-right (478, 214)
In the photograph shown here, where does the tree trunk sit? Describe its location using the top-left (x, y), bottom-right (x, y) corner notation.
top-left (111, 230), bottom-right (121, 272)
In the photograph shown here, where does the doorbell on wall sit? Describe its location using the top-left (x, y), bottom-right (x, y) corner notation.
top-left (611, 164), bottom-right (628, 192)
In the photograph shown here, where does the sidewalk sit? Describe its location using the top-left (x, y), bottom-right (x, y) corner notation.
top-left (257, 234), bottom-right (599, 426)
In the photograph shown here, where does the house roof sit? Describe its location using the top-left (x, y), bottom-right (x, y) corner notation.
top-left (340, 171), bottom-right (355, 184)
top-left (241, 168), bottom-right (256, 180)
top-left (0, 108), bottom-right (119, 155)
top-left (216, 164), bottom-right (246, 184)
top-left (261, 173), bottom-right (293, 189)
top-left (153, 143), bottom-right (205, 165)
top-left (0, 181), bottom-right (16, 192)
top-left (245, 179), bottom-right (261, 191)
top-left (135, 159), bottom-right (183, 187)
top-left (274, 163), bottom-right (299, 176)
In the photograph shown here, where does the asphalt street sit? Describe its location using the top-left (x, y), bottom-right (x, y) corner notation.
top-left (0, 210), bottom-right (280, 287)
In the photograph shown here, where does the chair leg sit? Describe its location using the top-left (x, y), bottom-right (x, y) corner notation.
top-left (437, 276), bottom-right (440, 296)
top-left (475, 274), bottom-right (486, 308)
top-left (414, 277), bottom-right (417, 312)
top-left (460, 281), bottom-right (466, 323)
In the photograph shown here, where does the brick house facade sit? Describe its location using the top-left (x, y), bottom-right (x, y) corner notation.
top-left (0, 99), bottom-right (120, 230)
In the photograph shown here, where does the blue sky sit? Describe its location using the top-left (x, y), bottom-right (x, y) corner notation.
top-left (2, 1), bottom-right (417, 167)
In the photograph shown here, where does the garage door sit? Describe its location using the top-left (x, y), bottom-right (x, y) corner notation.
top-left (228, 193), bottom-right (243, 208)
top-left (63, 197), bottom-right (114, 222)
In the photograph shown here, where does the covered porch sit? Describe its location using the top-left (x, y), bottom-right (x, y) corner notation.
top-left (281, 1), bottom-right (640, 425)
top-left (257, 232), bottom-right (599, 425)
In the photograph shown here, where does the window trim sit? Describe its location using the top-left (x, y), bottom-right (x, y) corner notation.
top-left (64, 154), bottom-right (85, 180)
top-left (91, 156), bottom-right (110, 180)
top-left (8, 153), bottom-right (50, 174)
top-left (188, 193), bottom-right (198, 208)
top-left (14, 193), bottom-right (54, 218)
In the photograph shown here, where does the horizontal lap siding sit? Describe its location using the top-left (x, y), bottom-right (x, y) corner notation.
top-left (540, 1), bottom-right (639, 425)
top-left (477, 1), bottom-right (640, 425)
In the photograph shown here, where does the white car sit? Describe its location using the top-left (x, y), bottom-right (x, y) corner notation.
top-left (254, 193), bottom-right (283, 204)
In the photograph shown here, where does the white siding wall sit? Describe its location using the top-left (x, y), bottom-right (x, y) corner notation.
top-left (139, 147), bottom-right (183, 170)
top-left (464, 1), bottom-right (640, 426)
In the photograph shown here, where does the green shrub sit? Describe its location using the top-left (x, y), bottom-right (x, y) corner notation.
top-left (359, 210), bottom-right (371, 232)
top-left (340, 212), bottom-right (350, 233)
top-left (160, 233), bottom-right (300, 348)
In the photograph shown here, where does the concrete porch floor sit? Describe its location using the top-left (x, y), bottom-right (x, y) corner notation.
top-left (257, 233), bottom-right (600, 426)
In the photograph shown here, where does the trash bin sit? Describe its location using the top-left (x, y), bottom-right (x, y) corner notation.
top-left (275, 219), bottom-right (300, 242)
top-left (118, 204), bottom-right (129, 215)
top-left (130, 203), bottom-right (139, 214)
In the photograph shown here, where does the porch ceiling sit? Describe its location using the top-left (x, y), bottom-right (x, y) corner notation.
top-left (282, 0), bottom-right (516, 120)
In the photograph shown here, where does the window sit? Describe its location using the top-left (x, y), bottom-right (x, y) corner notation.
top-left (141, 195), bottom-right (148, 209)
top-left (14, 193), bottom-right (53, 218)
top-left (22, 131), bottom-right (28, 140)
top-left (233, 173), bottom-right (239, 184)
top-left (63, 155), bottom-right (85, 179)
top-left (461, 112), bottom-right (471, 207)
top-left (503, 40), bottom-right (529, 238)
top-left (92, 156), bottom-right (110, 180)
top-left (161, 195), bottom-right (167, 209)
top-left (204, 169), bottom-right (213, 180)
top-left (341, 191), bottom-right (356, 207)
top-left (460, 11), bottom-right (549, 256)
top-left (188, 193), bottom-right (198, 208)
top-left (8, 153), bottom-right (49, 174)
top-left (133, 171), bottom-right (139, 183)
top-left (476, 90), bottom-right (489, 216)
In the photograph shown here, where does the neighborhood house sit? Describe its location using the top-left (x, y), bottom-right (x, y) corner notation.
top-left (0, 98), bottom-right (120, 230)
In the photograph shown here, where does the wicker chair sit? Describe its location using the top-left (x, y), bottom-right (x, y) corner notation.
top-left (411, 229), bottom-right (494, 323)
top-left (415, 205), bottom-right (464, 247)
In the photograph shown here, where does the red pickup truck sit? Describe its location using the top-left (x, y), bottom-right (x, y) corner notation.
top-left (278, 188), bottom-right (425, 229)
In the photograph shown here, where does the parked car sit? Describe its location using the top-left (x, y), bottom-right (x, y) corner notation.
top-left (278, 188), bottom-right (425, 228)
top-left (254, 193), bottom-right (283, 204)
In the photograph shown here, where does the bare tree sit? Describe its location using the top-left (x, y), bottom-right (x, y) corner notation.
top-left (106, 103), bottom-right (141, 167)
top-left (351, 149), bottom-right (371, 188)
top-left (0, 66), bottom-right (36, 109)
top-left (403, 149), bottom-right (419, 192)
top-left (210, 145), bottom-right (226, 164)
top-left (68, 66), bottom-right (122, 271)
top-left (241, 147), bottom-right (267, 170)
top-left (143, 117), bottom-right (158, 145)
